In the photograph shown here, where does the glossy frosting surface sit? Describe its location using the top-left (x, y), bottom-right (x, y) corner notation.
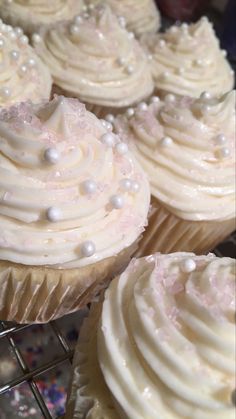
top-left (33, 6), bottom-right (154, 107)
top-left (96, 253), bottom-right (236, 418)
top-left (142, 17), bottom-right (234, 97)
top-left (0, 21), bottom-right (51, 107)
top-left (114, 91), bottom-right (236, 221)
top-left (0, 0), bottom-right (84, 30)
top-left (0, 96), bottom-right (150, 268)
top-left (87, 0), bottom-right (160, 36)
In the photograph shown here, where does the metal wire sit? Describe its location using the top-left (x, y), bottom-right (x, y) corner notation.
top-left (0, 318), bottom-right (75, 419)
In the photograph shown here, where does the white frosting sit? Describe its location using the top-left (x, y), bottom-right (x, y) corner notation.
top-left (0, 0), bottom-right (84, 34)
top-left (32, 6), bottom-right (154, 108)
top-left (0, 22), bottom-right (51, 107)
top-left (88, 0), bottom-right (161, 36)
top-left (0, 96), bottom-right (150, 268)
top-left (96, 253), bottom-right (235, 419)
top-left (114, 91), bottom-right (236, 221)
top-left (142, 17), bottom-right (234, 97)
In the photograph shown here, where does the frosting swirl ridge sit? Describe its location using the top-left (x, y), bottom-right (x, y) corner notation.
top-left (0, 96), bottom-right (150, 268)
top-left (114, 91), bottom-right (236, 221)
top-left (0, 0), bottom-right (84, 33)
top-left (142, 17), bottom-right (234, 97)
top-left (33, 6), bottom-right (154, 107)
top-left (97, 253), bottom-right (236, 418)
top-left (0, 22), bottom-right (51, 107)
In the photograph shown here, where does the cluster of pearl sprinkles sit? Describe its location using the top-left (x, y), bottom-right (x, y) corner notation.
top-left (0, 20), bottom-right (37, 99)
top-left (199, 91), bottom-right (232, 160)
top-left (44, 125), bottom-right (140, 258)
top-left (62, 6), bottom-right (136, 76)
top-left (150, 17), bottom-right (234, 81)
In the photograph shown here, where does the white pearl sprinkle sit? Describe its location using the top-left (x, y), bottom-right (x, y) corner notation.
top-left (115, 142), bottom-right (128, 155)
top-left (150, 96), bottom-right (160, 104)
top-left (120, 178), bottom-right (132, 191)
top-left (170, 26), bottom-right (178, 33)
top-left (137, 102), bottom-right (148, 111)
top-left (9, 49), bottom-right (20, 61)
top-left (14, 27), bottom-right (23, 37)
top-left (222, 49), bottom-right (227, 57)
top-left (160, 136), bottom-right (173, 147)
top-left (19, 35), bottom-right (29, 45)
top-left (27, 57), bottom-right (36, 67)
top-left (128, 32), bottom-right (135, 39)
top-left (215, 133), bottom-right (226, 144)
top-left (118, 16), bottom-right (126, 28)
top-left (70, 24), bottom-right (80, 35)
top-left (201, 104), bottom-right (211, 114)
top-left (181, 258), bottom-right (196, 273)
top-left (131, 181), bottom-right (140, 193)
top-left (81, 241), bottom-right (96, 257)
top-left (110, 194), bottom-right (124, 209)
top-left (148, 54), bottom-right (153, 61)
top-left (162, 71), bottom-right (170, 79)
top-left (177, 67), bottom-right (184, 75)
top-left (200, 91), bottom-right (211, 101)
top-left (46, 207), bottom-right (62, 222)
top-left (101, 132), bottom-right (116, 147)
top-left (195, 59), bottom-right (204, 67)
top-left (32, 33), bottom-right (42, 44)
top-left (165, 94), bottom-right (176, 103)
top-left (126, 107), bottom-right (135, 118)
top-left (117, 57), bottom-right (125, 66)
top-left (44, 147), bottom-right (60, 164)
top-left (9, 31), bottom-right (17, 40)
top-left (158, 39), bottom-right (166, 48)
top-left (0, 86), bottom-right (11, 98)
top-left (0, 39), bottom-right (5, 48)
top-left (74, 15), bottom-right (83, 25)
top-left (82, 179), bottom-right (97, 195)
top-left (126, 64), bottom-right (134, 74)
top-left (100, 119), bottom-right (113, 132)
top-left (19, 64), bottom-right (27, 77)
top-left (105, 114), bottom-right (114, 123)
top-left (218, 147), bottom-right (230, 159)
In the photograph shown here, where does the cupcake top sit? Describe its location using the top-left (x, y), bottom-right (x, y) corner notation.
top-left (114, 90), bottom-right (236, 222)
top-left (96, 253), bottom-right (236, 418)
top-left (0, 96), bottom-right (150, 268)
top-left (87, 0), bottom-right (161, 37)
top-left (142, 17), bottom-right (234, 97)
top-left (0, 21), bottom-right (52, 107)
top-left (32, 6), bottom-right (154, 108)
top-left (0, 0), bottom-right (85, 34)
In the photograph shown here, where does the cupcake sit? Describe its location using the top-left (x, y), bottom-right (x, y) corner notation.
top-left (31, 6), bottom-right (154, 118)
top-left (67, 252), bottom-right (236, 418)
top-left (114, 90), bottom-right (236, 255)
top-left (0, 0), bottom-right (85, 35)
top-left (142, 17), bottom-right (234, 98)
top-left (0, 21), bottom-right (52, 107)
top-left (87, 0), bottom-right (161, 37)
top-left (0, 96), bottom-right (150, 323)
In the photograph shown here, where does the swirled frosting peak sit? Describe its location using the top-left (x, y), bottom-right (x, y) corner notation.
top-left (0, 96), bottom-right (150, 268)
top-left (96, 253), bottom-right (236, 419)
top-left (32, 5), bottom-right (154, 107)
top-left (114, 90), bottom-right (236, 221)
top-left (87, 0), bottom-right (161, 36)
top-left (0, 0), bottom-right (85, 34)
top-left (0, 21), bottom-right (51, 107)
top-left (142, 16), bottom-right (234, 97)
